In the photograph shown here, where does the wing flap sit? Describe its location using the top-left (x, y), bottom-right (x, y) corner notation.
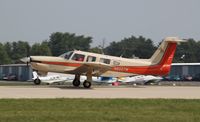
top-left (68, 62), bottom-right (112, 76)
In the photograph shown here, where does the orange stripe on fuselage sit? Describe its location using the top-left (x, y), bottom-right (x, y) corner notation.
top-left (39, 42), bottom-right (176, 76)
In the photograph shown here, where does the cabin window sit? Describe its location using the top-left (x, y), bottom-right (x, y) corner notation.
top-left (87, 56), bottom-right (96, 62)
top-left (113, 61), bottom-right (120, 66)
top-left (72, 54), bottom-right (85, 62)
top-left (100, 58), bottom-right (110, 64)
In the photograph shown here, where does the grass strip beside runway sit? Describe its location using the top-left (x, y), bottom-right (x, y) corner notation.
top-left (0, 99), bottom-right (200, 122)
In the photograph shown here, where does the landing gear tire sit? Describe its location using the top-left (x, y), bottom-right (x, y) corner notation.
top-left (72, 80), bottom-right (80, 87)
top-left (83, 80), bottom-right (91, 88)
top-left (34, 78), bottom-right (41, 85)
top-left (73, 74), bottom-right (81, 87)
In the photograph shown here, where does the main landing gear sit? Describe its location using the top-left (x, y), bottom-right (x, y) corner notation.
top-left (72, 74), bottom-right (92, 88)
top-left (72, 74), bottom-right (81, 87)
top-left (83, 80), bottom-right (91, 88)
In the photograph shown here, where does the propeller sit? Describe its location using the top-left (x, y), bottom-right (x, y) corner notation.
top-left (20, 45), bottom-right (31, 66)
top-left (26, 46), bottom-right (30, 66)
top-left (20, 57), bottom-right (31, 65)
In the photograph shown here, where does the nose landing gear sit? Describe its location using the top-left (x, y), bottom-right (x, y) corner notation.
top-left (34, 78), bottom-right (41, 85)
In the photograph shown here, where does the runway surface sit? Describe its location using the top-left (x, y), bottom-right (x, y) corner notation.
top-left (0, 86), bottom-right (200, 99)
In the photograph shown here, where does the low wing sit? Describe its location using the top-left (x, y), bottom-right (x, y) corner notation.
top-left (67, 62), bottom-right (113, 76)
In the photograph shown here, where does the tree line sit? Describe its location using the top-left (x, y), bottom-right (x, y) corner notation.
top-left (0, 32), bottom-right (200, 64)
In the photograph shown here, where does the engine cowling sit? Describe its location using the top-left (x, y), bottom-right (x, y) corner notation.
top-left (37, 71), bottom-right (48, 77)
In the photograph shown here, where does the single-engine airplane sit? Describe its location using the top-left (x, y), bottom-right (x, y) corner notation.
top-left (32, 71), bottom-right (116, 85)
top-left (21, 37), bottom-right (185, 88)
top-left (32, 71), bottom-right (69, 85)
top-left (118, 75), bottom-right (162, 85)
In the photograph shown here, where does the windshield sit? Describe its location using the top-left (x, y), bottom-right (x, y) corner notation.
top-left (59, 51), bottom-right (73, 60)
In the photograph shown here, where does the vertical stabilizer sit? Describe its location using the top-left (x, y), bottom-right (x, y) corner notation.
top-left (150, 37), bottom-right (185, 66)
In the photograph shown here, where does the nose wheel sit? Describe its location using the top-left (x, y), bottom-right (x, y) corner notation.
top-left (83, 80), bottom-right (91, 88)
top-left (34, 78), bottom-right (41, 85)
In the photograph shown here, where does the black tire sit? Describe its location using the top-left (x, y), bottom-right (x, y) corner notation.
top-left (83, 80), bottom-right (91, 88)
top-left (34, 78), bottom-right (41, 85)
top-left (72, 80), bottom-right (80, 87)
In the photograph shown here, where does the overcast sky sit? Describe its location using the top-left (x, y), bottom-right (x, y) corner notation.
top-left (0, 0), bottom-right (200, 46)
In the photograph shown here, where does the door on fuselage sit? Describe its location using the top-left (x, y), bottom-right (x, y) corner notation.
top-left (86, 56), bottom-right (96, 62)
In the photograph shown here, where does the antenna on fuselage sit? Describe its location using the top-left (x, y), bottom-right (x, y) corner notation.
top-left (99, 38), bottom-right (106, 54)
top-left (120, 48), bottom-right (126, 57)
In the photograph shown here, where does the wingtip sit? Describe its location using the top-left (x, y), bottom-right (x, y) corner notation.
top-left (164, 37), bottom-right (187, 43)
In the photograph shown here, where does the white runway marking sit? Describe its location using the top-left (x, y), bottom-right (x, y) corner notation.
top-left (0, 86), bottom-right (200, 99)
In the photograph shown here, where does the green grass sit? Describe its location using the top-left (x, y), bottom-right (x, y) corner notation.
top-left (0, 99), bottom-right (200, 122)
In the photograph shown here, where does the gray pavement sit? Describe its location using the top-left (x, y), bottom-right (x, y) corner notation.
top-left (0, 86), bottom-right (200, 99)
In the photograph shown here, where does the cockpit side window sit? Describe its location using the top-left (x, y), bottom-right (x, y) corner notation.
top-left (59, 51), bottom-right (73, 60)
top-left (64, 52), bottom-right (73, 59)
top-left (72, 54), bottom-right (85, 62)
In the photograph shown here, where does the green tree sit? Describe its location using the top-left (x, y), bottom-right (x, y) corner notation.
top-left (89, 47), bottom-right (103, 54)
top-left (48, 32), bottom-right (92, 56)
top-left (196, 41), bottom-right (200, 62)
top-left (3, 42), bottom-right (13, 63)
top-left (4, 42), bottom-right (12, 57)
top-left (0, 43), bottom-right (11, 64)
top-left (11, 41), bottom-right (30, 63)
top-left (174, 39), bottom-right (198, 63)
top-left (31, 41), bottom-right (52, 56)
top-left (105, 36), bottom-right (156, 58)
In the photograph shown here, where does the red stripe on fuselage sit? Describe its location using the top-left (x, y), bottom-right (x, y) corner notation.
top-left (39, 42), bottom-right (177, 76)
